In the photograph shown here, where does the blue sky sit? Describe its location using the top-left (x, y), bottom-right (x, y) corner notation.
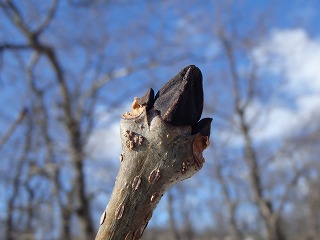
top-left (1, 0), bottom-right (320, 236)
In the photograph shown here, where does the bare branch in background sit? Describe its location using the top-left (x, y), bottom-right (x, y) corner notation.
top-left (34, 0), bottom-right (59, 35)
top-left (214, 157), bottom-right (242, 240)
top-left (5, 112), bottom-right (32, 240)
top-left (0, 108), bottom-right (27, 151)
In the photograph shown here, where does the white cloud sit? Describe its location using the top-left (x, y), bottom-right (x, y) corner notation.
top-left (86, 103), bottom-right (132, 161)
top-left (253, 28), bottom-right (320, 92)
top-left (86, 121), bottom-right (121, 161)
top-left (251, 28), bottom-right (320, 141)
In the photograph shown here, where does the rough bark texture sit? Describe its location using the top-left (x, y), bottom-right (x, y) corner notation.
top-left (95, 65), bottom-right (211, 240)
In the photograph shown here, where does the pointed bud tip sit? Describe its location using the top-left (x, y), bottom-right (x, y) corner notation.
top-left (154, 65), bottom-right (204, 125)
top-left (137, 88), bottom-right (155, 110)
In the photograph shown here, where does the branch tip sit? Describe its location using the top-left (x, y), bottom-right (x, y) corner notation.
top-left (122, 98), bottom-right (145, 119)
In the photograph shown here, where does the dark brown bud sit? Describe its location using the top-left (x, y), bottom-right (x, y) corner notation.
top-left (192, 118), bottom-right (212, 137)
top-left (154, 65), bottom-right (204, 126)
top-left (136, 88), bottom-right (155, 110)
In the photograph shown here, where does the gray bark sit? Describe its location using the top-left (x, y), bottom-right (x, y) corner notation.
top-left (95, 100), bottom-right (210, 239)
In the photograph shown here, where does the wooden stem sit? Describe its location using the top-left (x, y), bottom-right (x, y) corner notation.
top-left (95, 104), bottom-right (209, 240)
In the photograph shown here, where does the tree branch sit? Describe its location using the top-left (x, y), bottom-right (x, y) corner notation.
top-left (276, 167), bottom-right (306, 219)
top-left (0, 108), bottom-right (28, 151)
top-left (95, 65), bottom-right (212, 239)
top-left (34, 0), bottom-right (59, 36)
top-left (1, 0), bottom-right (32, 37)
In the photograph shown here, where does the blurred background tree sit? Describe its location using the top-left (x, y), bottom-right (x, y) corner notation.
top-left (0, 0), bottom-right (319, 239)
